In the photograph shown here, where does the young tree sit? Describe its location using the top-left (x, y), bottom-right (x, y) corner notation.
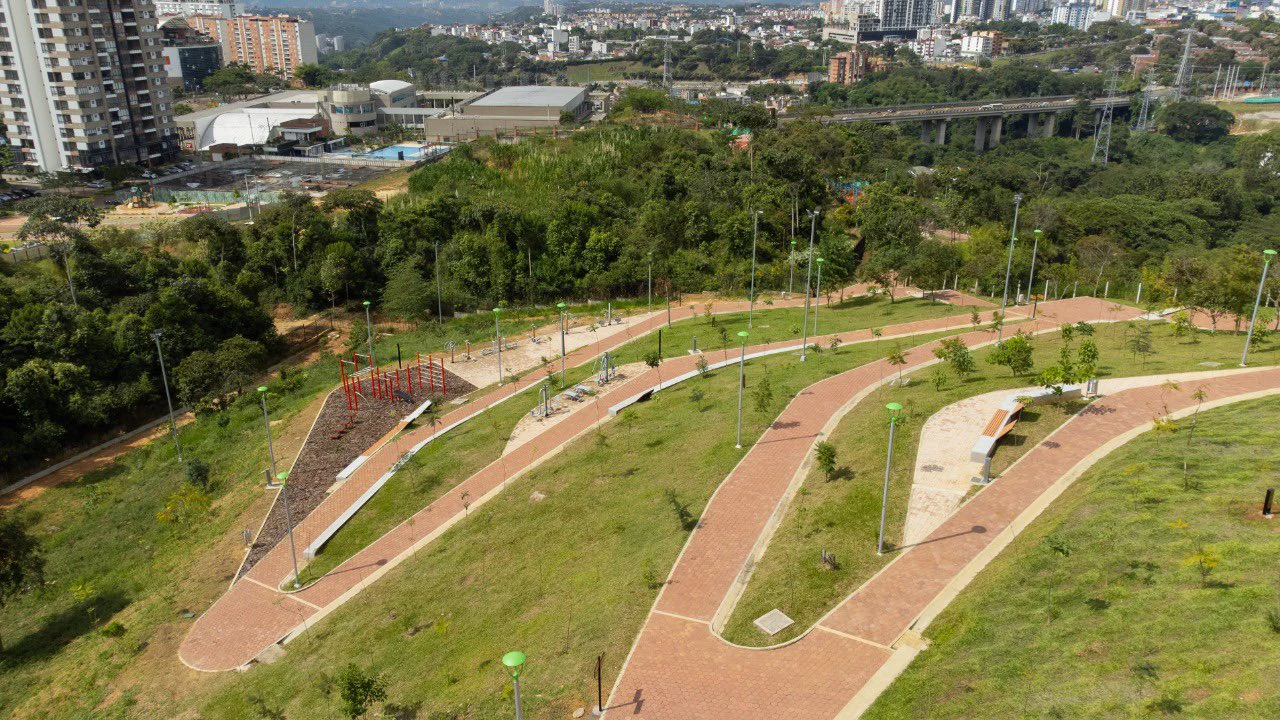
top-left (1182, 386), bottom-right (1208, 488)
top-left (0, 512), bottom-right (46, 652)
top-left (333, 663), bottom-right (388, 719)
top-left (815, 441), bottom-right (838, 480)
top-left (887, 346), bottom-right (909, 384)
top-left (988, 331), bottom-right (1034, 376)
top-left (933, 337), bottom-right (976, 380)
top-left (1125, 323), bottom-right (1155, 366)
top-left (752, 373), bottom-right (774, 414)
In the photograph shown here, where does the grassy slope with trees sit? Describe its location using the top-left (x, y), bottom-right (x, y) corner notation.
top-left (864, 395), bottom-right (1280, 719)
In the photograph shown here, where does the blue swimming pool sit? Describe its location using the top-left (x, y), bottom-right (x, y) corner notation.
top-left (360, 144), bottom-right (432, 160)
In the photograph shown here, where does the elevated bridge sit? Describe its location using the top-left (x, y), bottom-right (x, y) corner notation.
top-left (805, 95), bottom-right (1131, 152)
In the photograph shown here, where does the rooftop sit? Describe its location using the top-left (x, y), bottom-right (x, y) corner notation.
top-left (469, 85), bottom-right (585, 108)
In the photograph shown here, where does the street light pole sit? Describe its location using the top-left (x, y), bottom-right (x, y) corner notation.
top-left (1027, 228), bottom-right (1041, 319)
top-left (494, 307), bottom-right (504, 386)
top-left (363, 300), bottom-right (375, 368)
top-left (434, 239), bottom-right (443, 324)
top-left (749, 209), bottom-right (762, 328)
top-left (556, 301), bottom-right (567, 384)
top-left (878, 402), bottom-right (903, 556)
top-left (788, 239), bottom-right (797, 296)
top-left (814, 257), bottom-right (825, 337)
top-left (259, 386), bottom-right (277, 482)
top-left (998, 193), bottom-right (1023, 344)
top-left (151, 330), bottom-right (182, 462)
top-left (1241, 249), bottom-right (1277, 367)
top-left (735, 330), bottom-right (749, 449)
top-left (277, 470), bottom-right (301, 589)
top-left (647, 252), bottom-right (653, 317)
top-left (801, 209), bottom-right (819, 361)
top-left (502, 651), bottom-right (527, 720)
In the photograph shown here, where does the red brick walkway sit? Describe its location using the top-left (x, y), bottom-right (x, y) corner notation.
top-left (603, 299), bottom-right (1280, 719)
top-left (179, 283), bottom-right (945, 671)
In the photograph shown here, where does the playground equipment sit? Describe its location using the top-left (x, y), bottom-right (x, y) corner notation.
top-left (339, 351), bottom-right (449, 412)
top-left (594, 352), bottom-right (615, 385)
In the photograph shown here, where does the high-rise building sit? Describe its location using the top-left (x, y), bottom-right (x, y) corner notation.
top-left (154, 0), bottom-right (241, 18)
top-left (828, 49), bottom-right (887, 84)
top-left (876, 0), bottom-right (934, 31)
top-left (0, 0), bottom-right (181, 172)
top-left (187, 14), bottom-right (317, 80)
top-left (1051, 0), bottom-right (1094, 29)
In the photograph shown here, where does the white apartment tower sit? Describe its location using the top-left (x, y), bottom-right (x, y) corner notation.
top-left (0, 0), bottom-right (180, 172)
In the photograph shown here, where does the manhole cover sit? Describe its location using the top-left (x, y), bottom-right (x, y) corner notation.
top-left (754, 609), bottom-right (795, 636)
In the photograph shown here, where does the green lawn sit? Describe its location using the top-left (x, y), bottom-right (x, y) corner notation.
top-left (565, 60), bottom-right (647, 83)
top-left (182, 331), bottom-right (965, 719)
top-left (719, 321), bottom-right (1280, 646)
top-left (302, 294), bottom-right (961, 582)
top-left (0, 361), bottom-right (341, 719)
top-left (864, 395), bottom-right (1280, 719)
top-left (606, 294), bottom-right (968, 367)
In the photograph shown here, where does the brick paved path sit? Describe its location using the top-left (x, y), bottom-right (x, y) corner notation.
top-left (179, 283), bottom-right (952, 671)
top-left (603, 299), bottom-right (1280, 720)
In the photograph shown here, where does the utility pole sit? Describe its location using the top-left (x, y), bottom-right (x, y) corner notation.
top-left (1092, 68), bottom-right (1118, 165)
top-left (800, 210), bottom-right (818, 361)
top-left (151, 331), bottom-right (182, 462)
top-left (662, 41), bottom-right (672, 92)
top-left (1173, 32), bottom-right (1194, 100)
top-left (748, 209), bottom-right (762, 328)
top-left (997, 193), bottom-right (1022, 345)
top-left (1212, 64), bottom-right (1222, 100)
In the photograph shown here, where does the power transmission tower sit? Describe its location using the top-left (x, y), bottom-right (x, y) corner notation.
top-left (1173, 32), bottom-right (1194, 100)
top-left (1134, 68), bottom-right (1154, 133)
top-left (662, 41), bottom-right (672, 92)
top-left (1092, 69), bottom-right (1118, 165)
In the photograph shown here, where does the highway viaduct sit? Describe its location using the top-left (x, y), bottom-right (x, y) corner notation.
top-left (801, 95), bottom-right (1131, 152)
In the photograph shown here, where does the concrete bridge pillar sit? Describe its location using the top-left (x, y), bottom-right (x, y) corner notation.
top-left (1027, 113), bottom-right (1040, 138)
top-left (935, 118), bottom-right (948, 145)
top-left (1044, 112), bottom-right (1058, 138)
top-left (919, 120), bottom-right (934, 144)
top-left (974, 116), bottom-right (989, 152)
top-left (990, 115), bottom-right (1004, 147)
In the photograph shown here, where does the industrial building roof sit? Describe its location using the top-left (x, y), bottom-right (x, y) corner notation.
top-left (469, 86), bottom-right (585, 109)
top-left (369, 79), bottom-right (414, 94)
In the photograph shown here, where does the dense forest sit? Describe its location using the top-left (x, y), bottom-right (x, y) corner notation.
top-left (3, 82), bottom-right (1278, 474)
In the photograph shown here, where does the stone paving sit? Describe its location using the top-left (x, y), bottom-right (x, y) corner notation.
top-left (179, 282), bottom-right (932, 671)
top-left (604, 300), bottom-right (1280, 720)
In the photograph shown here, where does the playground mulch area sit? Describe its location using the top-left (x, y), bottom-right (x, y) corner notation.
top-left (239, 390), bottom-right (405, 577)
top-left (238, 366), bottom-right (478, 578)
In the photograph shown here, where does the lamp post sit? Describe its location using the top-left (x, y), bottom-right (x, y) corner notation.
top-left (556, 301), bottom-right (568, 384)
top-left (647, 251), bottom-right (653, 317)
top-left (997, 193), bottom-right (1023, 344)
top-left (801, 209), bottom-right (819, 361)
top-left (493, 307), bottom-right (504, 386)
top-left (502, 651), bottom-right (527, 720)
top-left (151, 330), bottom-right (182, 462)
top-left (788, 239), bottom-right (797, 296)
top-left (258, 385), bottom-right (277, 482)
top-left (1241, 249), bottom-right (1277, 367)
top-left (277, 470), bottom-right (301, 589)
top-left (814, 257), bottom-right (825, 337)
top-left (363, 300), bottom-right (375, 368)
top-left (434, 239), bottom-right (443, 324)
top-left (735, 330), bottom-right (749, 449)
top-left (877, 402), bottom-right (903, 556)
top-left (1027, 228), bottom-right (1041, 319)
top-left (749, 209), bottom-right (762, 328)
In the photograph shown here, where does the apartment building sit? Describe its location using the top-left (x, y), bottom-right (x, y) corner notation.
top-left (187, 14), bottom-right (316, 81)
top-left (154, 0), bottom-right (242, 18)
top-left (0, 0), bottom-right (180, 172)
